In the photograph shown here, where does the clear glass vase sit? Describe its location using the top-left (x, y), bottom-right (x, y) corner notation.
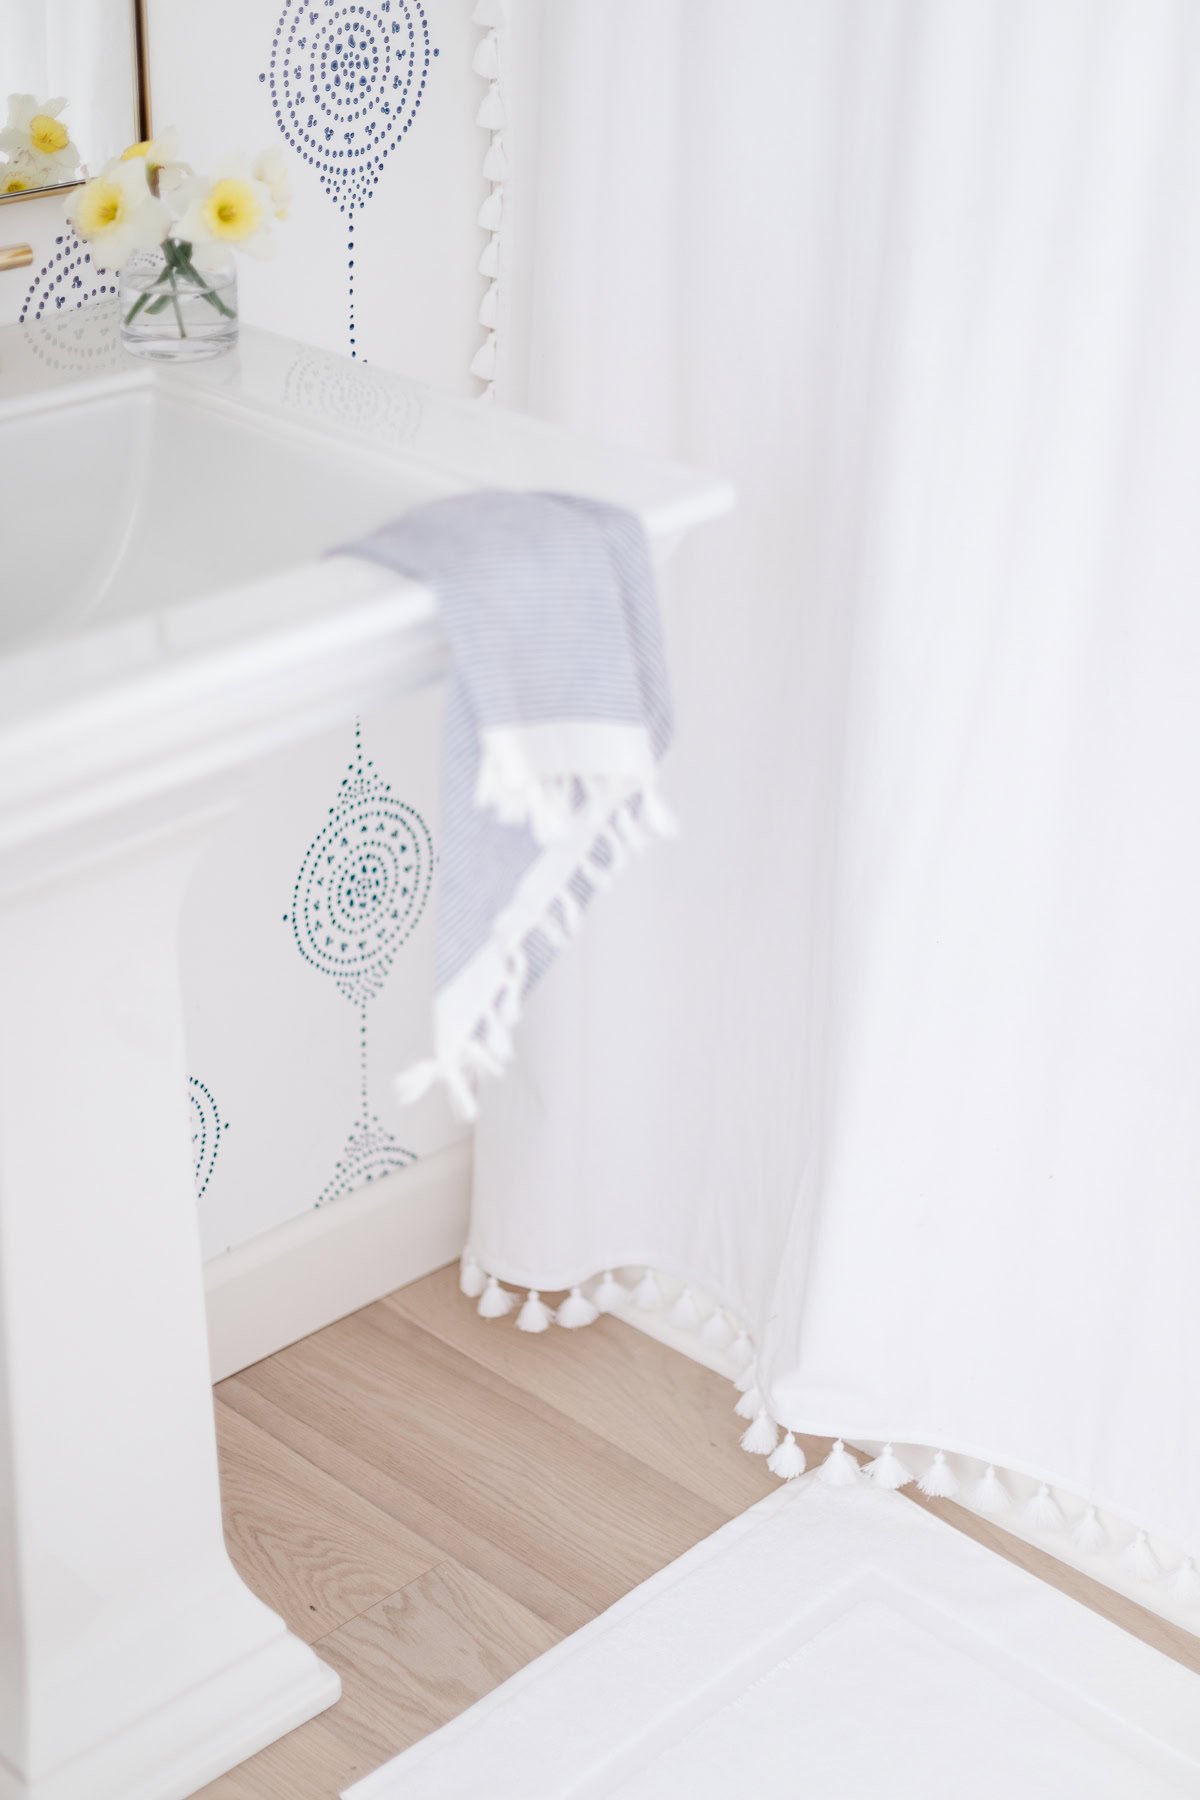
top-left (119, 243), bottom-right (238, 362)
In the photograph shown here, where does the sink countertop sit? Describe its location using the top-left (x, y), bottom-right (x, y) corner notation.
top-left (0, 307), bottom-right (733, 861)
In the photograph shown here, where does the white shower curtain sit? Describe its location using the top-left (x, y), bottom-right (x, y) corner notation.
top-left (473, 0), bottom-right (1200, 1553)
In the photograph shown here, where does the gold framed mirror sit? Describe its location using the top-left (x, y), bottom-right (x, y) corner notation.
top-left (1, 0), bottom-right (150, 205)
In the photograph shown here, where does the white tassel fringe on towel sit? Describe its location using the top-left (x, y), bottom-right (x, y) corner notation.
top-left (350, 490), bottom-right (676, 1126)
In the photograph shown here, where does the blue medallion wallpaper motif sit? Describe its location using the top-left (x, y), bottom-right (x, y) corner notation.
top-left (19, 235), bottom-right (125, 375)
top-left (284, 722), bottom-right (434, 1205)
top-left (189, 1076), bottom-right (229, 1200)
top-left (19, 233), bottom-right (115, 325)
top-left (261, 0), bottom-right (439, 354)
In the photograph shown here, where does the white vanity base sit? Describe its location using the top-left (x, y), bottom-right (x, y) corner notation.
top-left (0, 813), bottom-right (340, 1800)
top-left (0, 318), bottom-right (731, 1800)
top-left (0, 1627), bottom-right (337, 1800)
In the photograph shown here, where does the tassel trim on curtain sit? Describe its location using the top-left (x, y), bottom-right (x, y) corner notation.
top-left (456, 1251), bottom-right (1200, 1619)
top-left (471, 0), bottom-right (511, 401)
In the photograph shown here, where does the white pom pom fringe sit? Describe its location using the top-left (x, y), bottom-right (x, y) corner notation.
top-left (472, 31), bottom-right (501, 78)
top-left (740, 1409), bottom-right (779, 1456)
top-left (1172, 1558), bottom-right (1200, 1606)
top-left (517, 1290), bottom-right (552, 1333)
top-left (669, 1286), bottom-right (701, 1330)
top-left (734, 1360), bottom-right (758, 1394)
top-left (818, 1439), bottom-right (861, 1487)
top-left (768, 1432), bottom-right (807, 1481)
top-left (970, 1465), bottom-right (1010, 1515)
top-left (471, 0), bottom-right (509, 25)
top-left (478, 1275), bottom-right (514, 1319)
top-left (632, 1269), bottom-right (661, 1310)
top-left (477, 187), bottom-right (504, 231)
top-left (557, 1285), bottom-right (599, 1329)
top-left (729, 1331), bottom-right (754, 1372)
top-left (1071, 1505), bottom-right (1107, 1555)
top-left (479, 234), bottom-right (500, 278)
top-left (734, 1385), bottom-right (763, 1422)
top-left (1121, 1530), bottom-right (1161, 1582)
top-left (865, 1443), bottom-right (916, 1491)
top-left (459, 1254), bottom-right (487, 1299)
top-left (593, 1270), bottom-right (626, 1313)
top-left (470, 332), bottom-right (498, 380)
top-left (477, 83), bottom-right (507, 129)
top-left (482, 136), bottom-right (510, 181)
top-left (918, 1450), bottom-right (959, 1499)
top-left (701, 1308), bottom-right (735, 1350)
top-left (1023, 1483), bottom-right (1066, 1532)
top-left (479, 280), bottom-right (500, 329)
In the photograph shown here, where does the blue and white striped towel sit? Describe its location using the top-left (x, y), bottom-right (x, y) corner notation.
top-left (345, 490), bottom-right (676, 1118)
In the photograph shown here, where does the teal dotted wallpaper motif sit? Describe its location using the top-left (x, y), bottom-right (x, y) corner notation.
top-left (189, 1076), bottom-right (229, 1200)
top-left (260, 0), bottom-right (440, 355)
top-left (316, 1116), bottom-right (415, 1205)
top-left (285, 722), bottom-right (434, 1206)
top-left (20, 232), bottom-right (117, 325)
top-left (286, 718), bottom-right (433, 1003)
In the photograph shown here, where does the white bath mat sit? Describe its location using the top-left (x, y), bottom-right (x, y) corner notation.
top-left (345, 1480), bottom-right (1200, 1799)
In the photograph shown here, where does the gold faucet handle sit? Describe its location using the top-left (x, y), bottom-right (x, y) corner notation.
top-left (0, 244), bottom-right (34, 273)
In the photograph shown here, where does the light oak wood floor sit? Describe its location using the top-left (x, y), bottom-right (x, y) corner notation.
top-left (200, 1262), bottom-right (1200, 1798)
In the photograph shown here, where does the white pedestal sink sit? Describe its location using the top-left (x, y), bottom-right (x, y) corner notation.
top-left (0, 307), bottom-right (732, 1800)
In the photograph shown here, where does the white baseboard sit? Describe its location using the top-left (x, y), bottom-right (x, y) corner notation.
top-left (203, 1138), bottom-right (472, 1382)
top-left (611, 1288), bottom-right (744, 1382)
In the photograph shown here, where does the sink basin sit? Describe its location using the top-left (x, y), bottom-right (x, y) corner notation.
top-left (0, 310), bottom-right (728, 632)
top-left (1, 379), bottom-right (453, 639)
top-left (0, 314), bottom-right (731, 866)
top-left (0, 308), bottom-right (732, 1800)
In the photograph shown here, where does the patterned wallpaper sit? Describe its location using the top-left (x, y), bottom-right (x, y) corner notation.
top-left (181, 689), bottom-right (455, 1261)
top-left (1, 1), bottom-right (486, 1254)
top-left (2, 0), bottom-right (482, 371)
top-left (18, 235), bottom-right (115, 326)
top-left (262, 0), bottom-right (439, 356)
top-left (283, 721), bottom-right (434, 1204)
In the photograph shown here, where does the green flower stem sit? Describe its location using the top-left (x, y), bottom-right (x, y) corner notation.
top-left (172, 240), bottom-right (235, 318)
top-left (168, 269), bottom-right (187, 338)
top-left (122, 238), bottom-right (235, 335)
top-left (162, 239), bottom-right (187, 338)
top-left (122, 286), bottom-right (154, 327)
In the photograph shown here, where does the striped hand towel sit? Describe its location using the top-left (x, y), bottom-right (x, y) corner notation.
top-left (345, 490), bottom-right (676, 1119)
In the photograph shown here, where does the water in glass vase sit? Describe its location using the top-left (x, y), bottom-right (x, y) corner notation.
top-left (119, 241), bottom-right (238, 362)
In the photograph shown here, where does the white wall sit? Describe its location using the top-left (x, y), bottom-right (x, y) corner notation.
top-left (2, 0), bottom-right (491, 1256)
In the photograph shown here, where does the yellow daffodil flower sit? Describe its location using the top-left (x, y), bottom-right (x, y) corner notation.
top-left (118, 127), bottom-right (192, 199)
top-left (1, 155), bottom-right (40, 195)
top-left (174, 161), bottom-right (277, 259)
top-left (30, 114), bottom-right (69, 156)
top-left (0, 94), bottom-right (79, 180)
top-left (64, 158), bottom-right (168, 270)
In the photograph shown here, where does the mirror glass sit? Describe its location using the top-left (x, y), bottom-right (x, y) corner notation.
top-left (1, 1), bottom-right (143, 201)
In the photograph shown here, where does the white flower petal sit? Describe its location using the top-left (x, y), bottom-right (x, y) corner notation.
top-left (4, 96), bottom-right (38, 132)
